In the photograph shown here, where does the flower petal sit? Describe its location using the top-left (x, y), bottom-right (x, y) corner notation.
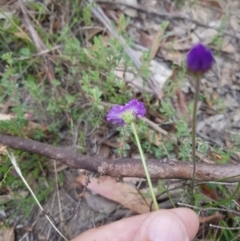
top-left (123, 99), bottom-right (146, 117)
top-left (106, 99), bottom-right (146, 125)
top-left (106, 105), bottom-right (126, 125)
top-left (187, 43), bottom-right (214, 73)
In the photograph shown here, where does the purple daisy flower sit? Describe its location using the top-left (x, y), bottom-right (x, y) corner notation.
top-left (106, 99), bottom-right (146, 125)
top-left (186, 43), bottom-right (214, 74)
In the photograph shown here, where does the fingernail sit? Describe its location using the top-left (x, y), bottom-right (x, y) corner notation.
top-left (147, 212), bottom-right (189, 241)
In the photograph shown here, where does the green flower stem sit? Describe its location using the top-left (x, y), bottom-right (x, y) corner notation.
top-left (191, 76), bottom-right (201, 200)
top-left (131, 122), bottom-right (159, 211)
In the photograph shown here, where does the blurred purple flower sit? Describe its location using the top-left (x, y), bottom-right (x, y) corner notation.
top-left (186, 43), bottom-right (213, 74)
top-left (106, 99), bottom-right (146, 125)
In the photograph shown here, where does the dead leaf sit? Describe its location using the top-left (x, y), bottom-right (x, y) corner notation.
top-left (99, 144), bottom-right (111, 158)
top-left (159, 48), bottom-right (183, 65)
top-left (176, 88), bottom-right (187, 117)
top-left (85, 27), bottom-right (104, 42)
top-left (26, 121), bottom-right (48, 132)
top-left (0, 113), bottom-right (14, 120)
top-left (150, 27), bottom-right (163, 59)
top-left (198, 0), bottom-right (223, 19)
top-left (0, 227), bottom-right (14, 241)
top-left (84, 190), bottom-right (119, 213)
top-left (75, 175), bottom-right (152, 214)
top-left (14, 31), bottom-right (31, 41)
top-left (200, 184), bottom-right (219, 200)
top-left (163, 40), bottom-right (192, 51)
top-left (145, 129), bottom-right (162, 146)
top-left (199, 211), bottom-right (224, 224)
top-left (139, 31), bottom-right (153, 48)
top-left (0, 145), bottom-right (7, 155)
top-left (191, 29), bottom-right (218, 45)
top-left (120, 0), bottom-right (138, 17)
top-left (230, 15), bottom-right (239, 32)
top-left (103, 139), bottom-right (119, 148)
top-left (221, 40), bottom-right (235, 53)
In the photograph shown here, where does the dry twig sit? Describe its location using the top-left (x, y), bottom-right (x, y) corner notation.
top-left (1, 134), bottom-right (240, 182)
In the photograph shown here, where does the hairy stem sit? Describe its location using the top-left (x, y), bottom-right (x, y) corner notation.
top-left (191, 76), bottom-right (201, 202)
top-left (131, 122), bottom-right (159, 211)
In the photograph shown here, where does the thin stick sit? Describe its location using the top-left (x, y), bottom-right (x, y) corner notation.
top-left (7, 152), bottom-right (68, 241)
top-left (54, 160), bottom-right (64, 231)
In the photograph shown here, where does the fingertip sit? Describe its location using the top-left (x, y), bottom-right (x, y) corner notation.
top-left (133, 208), bottom-right (199, 241)
top-left (171, 208), bottom-right (199, 240)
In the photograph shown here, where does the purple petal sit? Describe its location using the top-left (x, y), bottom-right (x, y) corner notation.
top-left (123, 99), bottom-right (146, 117)
top-left (106, 105), bottom-right (126, 125)
top-left (106, 99), bottom-right (146, 125)
top-left (187, 43), bottom-right (214, 73)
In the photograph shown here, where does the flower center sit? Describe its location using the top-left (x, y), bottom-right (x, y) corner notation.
top-left (121, 111), bottom-right (135, 124)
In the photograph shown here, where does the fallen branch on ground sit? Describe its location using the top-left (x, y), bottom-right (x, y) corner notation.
top-left (0, 134), bottom-right (240, 182)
